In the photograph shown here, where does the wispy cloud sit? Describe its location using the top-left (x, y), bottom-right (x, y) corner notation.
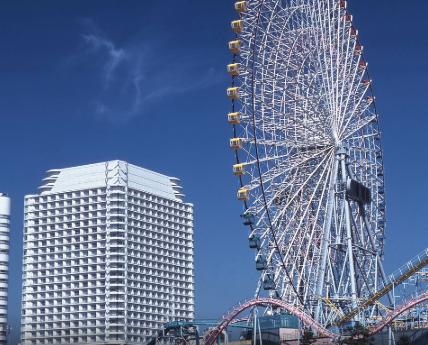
top-left (82, 34), bottom-right (127, 85)
top-left (69, 21), bottom-right (223, 123)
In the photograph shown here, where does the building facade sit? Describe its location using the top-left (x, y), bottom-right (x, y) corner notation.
top-left (0, 194), bottom-right (10, 345)
top-left (21, 161), bottom-right (194, 345)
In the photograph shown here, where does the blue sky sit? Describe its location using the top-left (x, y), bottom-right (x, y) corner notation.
top-left (1, 0), bottom-right (428, 343)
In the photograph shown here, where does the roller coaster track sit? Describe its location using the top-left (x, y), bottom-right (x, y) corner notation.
top-left (369, 290), bottom-right (428, 334)
top-left (204, 293), bottom-right (428, 345)
top-left (318, 296), bottom-right (344, 318)
top-left (203, 298), bottom-right (337, 345)
top-left (336, 248), bottom-right (428, 325)
top-left (373, 300), bottom-right (392, 313)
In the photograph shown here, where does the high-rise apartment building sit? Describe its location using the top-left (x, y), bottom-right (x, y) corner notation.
top-left (0, 194), bottom-right (10, 345)
top-left (21, 161), bottom-right (194, 345)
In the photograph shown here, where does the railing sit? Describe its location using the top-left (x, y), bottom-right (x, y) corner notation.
top-left (337, 247), bottom-right (428, 325)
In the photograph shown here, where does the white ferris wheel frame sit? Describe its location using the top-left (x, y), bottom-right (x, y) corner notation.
top-left (229, 0), bottom-right (389, 326)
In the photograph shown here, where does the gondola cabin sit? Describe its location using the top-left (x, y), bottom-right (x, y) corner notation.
top-left (343, 14), bottom-right (352, 24)
top-left (256, 258), bottom-right (267, 271)
top-left (249, 236), bottom-right (260, 249)
top-left (263, 278), bottom-right (275, 290)
top-left (228, 112), bottom-right (241, 124)
top-left (233, 163), bottom-right (245, 176)
top-left (358, 62), bottom-right (367, 71)
top-left (354, 46), bottom-right (363, 55)
top-left (363, 79), bottom-right (371, 86)
top-left (227, 63), bottom-right (240, 76)
top-left (237, 188), bottom-right (249, 201)
top-left (227, 87), bottom-right (239, 99)
top-left (235, 1), bottom-right (247, 13)
top-left (241, 213), bottom-right (254, 225)
top-left (230, 138), bottom-right (243, 150)
top-left (231, 20), bottom-right (243, 32)
top-left (229, 40), bottom-right (241, 53)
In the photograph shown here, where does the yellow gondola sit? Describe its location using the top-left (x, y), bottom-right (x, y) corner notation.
top-left (237, 188), bottom-right (249, 200)
top-left (235, 1), bottom-right (247, 13)
top-left (228, 112), bottom-right (240, 124)
top-left (227, 87), bottom-right (239, 99)
top-left (231, 20), bottom-right (243, 32)
top-left (233, 164), bottom-right (245, 175)
top-left (230, 138), bottom-right (243, 150)
top-left (227, 63), bottom-right (240, 76)
top-left (229, 40), bottom-right (241, 53)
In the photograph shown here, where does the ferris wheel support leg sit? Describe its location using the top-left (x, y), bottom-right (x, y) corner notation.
top-left (314, 157), bottom-right (340, 324)
top-left (339, 150), bottom-right (358, 311)
top-left (348, 165), bottom-right (393, 305)
top-left (358, 203), bottom-right (394, 305)
top-left (253, 309), bottom-right (257, 345)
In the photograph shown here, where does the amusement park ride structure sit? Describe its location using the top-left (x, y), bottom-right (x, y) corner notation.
top-left (147, 1), bottom-right (428, 344)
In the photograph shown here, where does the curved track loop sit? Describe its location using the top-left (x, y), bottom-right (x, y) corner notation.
top-left (204, 293), bottom-right (428, 345)
top-left (204, 298), bottom-right (337, 345)
top-left (369, 290), bottom-right (428, 334)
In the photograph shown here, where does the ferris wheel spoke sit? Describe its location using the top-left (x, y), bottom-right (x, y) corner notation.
top-left (336, 56), bottom-right (362, 128)
top-left (275, 153), bottom-right (333, 264)
top-left (338, 67), bottom-right (372, 131)
top-left (251, 12), bottom-right (336, 136)
top-left (271, 150), bottom-right (333, 219)
top-left (245, 78), bottom-right (335, 141)
top-left (340, 114), bottom-right (377, 142)
top-left (243, 146), bottom-right (333, 187)
top-left (315, 2), bottom-right (335, 122)
top-left (331, 2), bottom-right (346, 130)
top-left (268, 164), bottom-right (332, 295)
top-left (284, 189), bottom-right (330, 303)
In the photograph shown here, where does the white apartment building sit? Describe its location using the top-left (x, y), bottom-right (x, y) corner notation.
top-left (0, 194), bottom-right (10, 345)
top-left (21, 161), bottom-right (194, 345)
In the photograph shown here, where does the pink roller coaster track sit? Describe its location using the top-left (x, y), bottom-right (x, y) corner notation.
top-left (204, 292), bottom-right (428, 345)
top-left (370, 291), bottom-right (428, 334)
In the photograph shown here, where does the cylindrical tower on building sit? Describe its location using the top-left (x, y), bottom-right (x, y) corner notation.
top-left (0, 194), bottom-right (10, 345)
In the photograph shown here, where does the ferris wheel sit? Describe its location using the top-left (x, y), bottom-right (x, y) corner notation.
top-left (227, 0), bottom-right (389, 325)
